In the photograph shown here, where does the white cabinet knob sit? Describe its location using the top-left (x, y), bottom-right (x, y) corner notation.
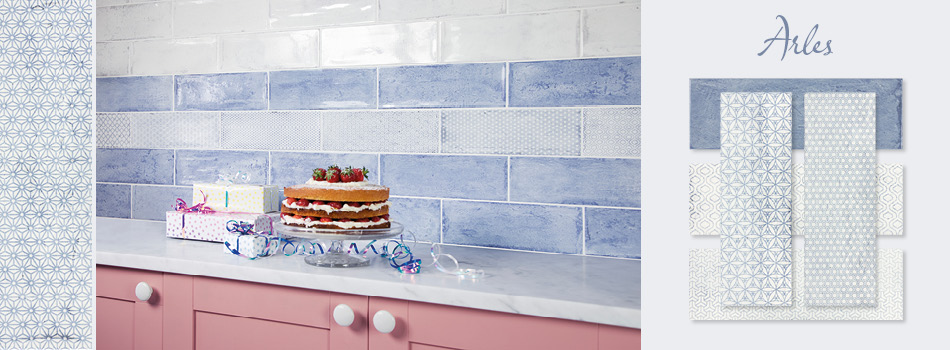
top-left (333, 304), bottom-right (355, 327)
top-left (135, 282), bottom-right (152, 301)
top-left (373, 310), bottom-right (396, 334)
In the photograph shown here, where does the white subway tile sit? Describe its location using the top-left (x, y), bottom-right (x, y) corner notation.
top-left (129, 112), bottom-right (220, 149)
top-left (96, 42), bottom-right (129, 76)
top-left (509, 0), bottom-right (630, 13)
top-left (174, 0), bottom-right (268, 37)
top-left (583, 4), bottom-right (640, 56)
top-left (378, 0), bottom-right (503, 21)
top-left (270, 0), bottom-right (375, 29)
top-left (442, 12), bottom-right (579, 62)
top-left (219, 30), bottom-right (319, 72)
top-left (97, 0), bottom-right (127, 7)
top-left (323, 111), bottom-right (440, 153)
top-left (97, 3), bottom-right (172, 41)
top-left (131, 38), bottom-right (217, 76)
top-left (321, 22), bottom-right (438, 67)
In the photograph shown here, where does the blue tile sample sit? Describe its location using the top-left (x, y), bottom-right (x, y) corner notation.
top-left (132, 185), bottom-right (193, 221)
top-left (270, 69), bottom-right (377, 110)
top-left (97, 183), bottom-right (131, 218)
top-left (175, 73), bottom-right (268, 111)
top-left (175, 150), bottom-right (269, 185)
top-left (97, 149), bottom-right (175, 184)
top-left (97, 76), bottom-right (173, 112)
top-left (510, 157), bottom-right (640, 207)
top-left (689, 79), bottom-right (903, 149)
top-left (586, 208), bottom-right (641, 259)
top-left (443, 200), bottom-right (583, 254)
top-left (379, 63), bottom-right (506, 108)
top-left (388, 197), bottom-right (441, 243)
top-left (509, 57), bottom-right (640, 107)
top-left (381, 154), bottom-right (507, 200)
top-left (270, 152), bottom-right (379, 190)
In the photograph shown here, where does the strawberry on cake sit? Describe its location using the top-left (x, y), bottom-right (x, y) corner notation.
top-left (280, 165), bottom-right (391, 230)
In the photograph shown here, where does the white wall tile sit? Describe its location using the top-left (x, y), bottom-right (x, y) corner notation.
top-left (174, 0), bottom-right (268, 37)
top-left (442, 109), bottom-right (581, 155)
top-left (131, 38), bottom-right (217, 76)
top-left (582, 107), bottom-right (640, 157)
top-left (583, 4), bottom-right (640, 56)
top-left (221, 112), bottom-right (322, 151)
top-left (321, 22), bottom-right (438, 67)
top-left (323, 111), bottom-right (440, 153)
top-left (219, 30), bottom-right (319, 72)
top-left (269, 0), bottom-right (375, 29)
top-left (96, 42), bottom-right (129, 77)
top-left (97, 3), bottom-right (172, 41)
top-left (98, 0), bottom-right (127, 7)
top-left (378, 0), bottom-right (503, 21)
top-left (508, 0), bottom-right (630, 13)
top-left (442, 12), bottom-right (579, 62)
top-left (97, 113), bottom-right (132, 148)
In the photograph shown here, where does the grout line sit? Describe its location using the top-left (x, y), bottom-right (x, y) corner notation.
top-left (375, 68), bottom-right (380, 109)
top-left (439, 199), bottom-right (444, 243)
top-left (172, 149), bottom-right (177, 185)
top-left (97, 145), bottom-right (643, 160)
top-left (97, 182), bottom-right (192, 188)
top-left (437, 21), bottom-right (443, 63)
top-left (267, 151), bottom-right (272, 185)
top-left (504, 62), bottom-right (509, 108)
top-left (506, 156), bottom-right (511, 201)
top-left (577, 9), bottom-right (584, 58)
top-left (265, 71), bottom-right (271, 110)
top-left (101, 105), bottom-right (640, 114)
top-left (129, 185), bottom-right (135, 219)
top-left (581, 207), bottom-right (586, 255)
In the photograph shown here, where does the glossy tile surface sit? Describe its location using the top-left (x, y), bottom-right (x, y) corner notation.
top-left (441, 109), bottom-right (581, 155)
top-left (387, 197), bottom-right (441, 243)
top-left (381, 155), bottom-right (508, 200)
top-left (175, 73), bottom-right (269, 111)
top-left (219, 30), bottom-right (319, 72)
top-left (97, 76), bottom-right (173, 112)
top-left (175, 150), bottom-right (270, 185)
top-left (97, 149), bottom-right (176, 184)
top-left (442, 12), bottom-right (579, 62)
top-left (97, 2), bottom-right (172, 40)
top-left (508, 0), bottom-right (630, 12)
top-left (583, 4), bottom-right (641, 56)
top-left (323, 111), bottom-right (440, 153)
top-left (131, 185), bottom-right (193, 220)
top-left (269, 0), bottom-right (376, 28)
top-left (379, 0), bottom-right (504, 20)
top-left (321, 22), bottom-right (439, 66)
top-left (132, 38), bottom-right (218, 76)
top-left (379, 64), bottom-right (506, 108)
top-left (442, 200), bottom-right (583, 254)
top-left (270, 69), bottom-right (376, 110)
top-left (586, 208), bottom-right (641, 258)
top-left (510, 57), bottom-right (640, 107)
top-left (174, 0), bottom-right (268, 36)
top-left (97, 184), bottom-right (132, 218)
top-left (510, 157), bottom-right (640, 207)
top-left (97, 42), bottom-right (129, 76)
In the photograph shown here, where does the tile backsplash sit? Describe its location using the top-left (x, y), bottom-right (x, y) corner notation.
top-left (96, 0), bottom-right (641, 259)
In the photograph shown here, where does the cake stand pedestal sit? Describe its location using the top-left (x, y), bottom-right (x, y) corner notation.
top-left (274, 222), bottom-right (404, 268)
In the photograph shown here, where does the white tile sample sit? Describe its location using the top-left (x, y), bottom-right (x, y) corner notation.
top-left (321, 22), bottom-right (438, 66)
top-left (97, 3), bottom-right (172, 40)
top-left (97, 42), bottom-right (130, 76)
top-left (508, 0), bottom-right (630, 13)
top-left (221, 111), bottom-right (322, 151)
top-left (442, 12), bottom-right (579, 62)
top-left (323, 111), bottom-right (440, 153)
top-left (97, 113), bottom-right (132, 148)
top-left (131, 38), bottom-right (217, 76)
top-left (220, 30), bottom-right (319, 72)
top-left (127, 112), bottom-right (220, 149)
top-left (98, 0), bottom-right (127, 7)
top-left (378, 0), bottom-right (504, 20)
top-left (688, 163), bottom-right (720, 236)
top-left (174, 0), bottom-right (268, 37)
top-left (582, 107), bottom-right (640, 157)
top-left (269, 0), bottom-right (376, 29)
top-left (442, 109), bottom-right (581, 156)
top-left (583, 4), bottom-right (641, 56)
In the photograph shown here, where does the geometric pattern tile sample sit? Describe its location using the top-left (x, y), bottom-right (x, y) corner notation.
top-left (325, 110), bottom-right (440, 153)
top-left (582, 107), bottom-right (641, 158)
top-left (803, 92), bottom-right (878, 307)
top-left (1, 0), bottom-right (93, 347)
top-left (96, 113), bottom-right (132, 148)
top-left (719, 92), bottom-right (793, 306)
top-left (98, 112), bottom-right (219, 149)
top-left (690, 249), bottom-right (903, 320)
top-left (442, 108), bottom-right (581, 156)
top-left (221, 111), bottom-right (322, 151)
top-left (690, 163), bottom-right (903, 236)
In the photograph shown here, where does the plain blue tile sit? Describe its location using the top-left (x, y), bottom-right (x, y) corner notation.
top-left (175, 73), bottom-right (268, 111)
top-left (97, 149), bottom-right (175, 184)
top-left (379, 63), bottom-right (506, 108)
top-left (509, 57), bottom-right (640, 107)
top-left (381, 154), bottom-right (507, 200)
top-left (97, 76), bottom-right (173, 112)
top-left (690, 79), bottom-right (903, 149)
top-left (510, 157), bottom-right (640, 207)
top-left (270, 152), bottom-right (379, 190)
top-left (175, 150), bottom-right (269, 185)
top-left (586, 208), bottom-right (640, 259)
top-left (96, 183), bottom-right (131, 218)
top-left (388, 197), bottom-right (440, 243)
top-left (270, 69), bottom-right (376, 110)
top-left (132, 185), bottom-right (192, 221)
top-left (442, 201), bottom-right (582, 254)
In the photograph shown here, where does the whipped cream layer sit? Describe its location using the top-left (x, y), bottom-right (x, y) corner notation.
top-left (280, 215), bottom-right (389, 229)
top-left (284, 199), bottom-right (389, 213)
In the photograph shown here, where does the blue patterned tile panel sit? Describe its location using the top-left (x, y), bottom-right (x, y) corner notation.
top-left (175, 72), bottom-right (268, 111)
top-left (379, 63), bottom-right (506, 108)
top-left (509, 157), bottom-right (640, 207)
top-left (131, 185), bottom-right (193, 220)
top-left (509, 57), bottom-right (640, 107)
top-left (323, 110), bottom-right (440, 153)
top-left (97, 183), bottom-right (132, 218)
top-left (270, 69), bottom-right (377, 110)
top-left (221, 111), bottom-right (322, 151)
top-left (585, 208), bottom-right (641, 259)
top-left (442, 200), bottom-right (583, 254)
top-left (175, 150), bottom-right (269, 185)
top-left (388, 197), bottom-right (441, 243)
top-left (97, 76), bottom-right (173, 112)
top-left (689, 79), bottom-right (903, 149)
top-left (270, 152), bottom-right (379, 189)
top-left (441, 108), bottom-right (581, 155)
top-left (97, 148), bottom-right (175, 184)
top-left (381, 154), bottom-right (507, 200)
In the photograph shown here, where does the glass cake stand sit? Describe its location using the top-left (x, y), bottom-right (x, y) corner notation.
top-left (274, 221), bottom-right (404, 268)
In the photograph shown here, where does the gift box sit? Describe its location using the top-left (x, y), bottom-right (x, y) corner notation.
top-left (193, 183), bottom-right (280, 214)
top-left (223, 233), bottom-right (270, 258)
top-left (166, 211), bottom-right (273, 242)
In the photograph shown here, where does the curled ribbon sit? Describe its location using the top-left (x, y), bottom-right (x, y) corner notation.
top-left (175, 191), bottom-right (214, 214)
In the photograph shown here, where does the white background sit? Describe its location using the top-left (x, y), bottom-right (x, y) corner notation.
top-left (641, 0), bottom-right (948, 348)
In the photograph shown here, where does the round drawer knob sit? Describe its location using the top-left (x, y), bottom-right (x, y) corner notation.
top-left (333, 304), bottom-right (355, 327)
top-left (135, 282), bottom-right (152, 301)
top-left (373, 310), bottom-right (396, 334)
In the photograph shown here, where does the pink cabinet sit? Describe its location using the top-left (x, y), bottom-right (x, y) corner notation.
top-left (96, 266), bottom-right (164, 350)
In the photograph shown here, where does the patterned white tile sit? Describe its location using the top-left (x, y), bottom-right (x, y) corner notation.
top-left (378, 0), bottom-right (504, 20)
top-left (876, 164), bottom-right (904, 236)
top-left (97, 113), bottom-right (132, 148)
top-left (583, 4), bottom-right (641, 56)
top-left (131, 38), bottom-right (218, 76)
top-left (442, 12), bottom-right (579, 62)
top-left (321, 22), bottom-right (438, 67)
top-left (97, 2), bottom-right (172, 41)
top-left (688, 163), bottom-right (719, 236)
top-left (323, 111), bottom-right (440, 153)
top-left (442, 109), bottom-right (581, 156)
top-left (219, 30), bottom-right (319, 72)
top-left (508, 0), bottom-right (631, 13)
top-left (128, 112), bottom-right (220, 149)
top-left (96, 42), bottom-right (129, 76)
top-left (221, 111), bottom-right (322, 151)
top-left (174, 0), bottom-right (268, 37)
top-left (582, 107), bottom-right (640, 157)
top-left (269, 0), bottom-right (376, 29)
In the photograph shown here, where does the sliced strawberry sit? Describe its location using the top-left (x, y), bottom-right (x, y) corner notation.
top-left (328, 202), bottom-right (343, 209)
top-left (314, 200), bottom-right (325, 205)
top-left (339, 218), bottom-right (351, 222)
top-left (293, 215), bottom-right (302, 219)
top-left (382, 214), bottom-right (390, 220)
top-left (352, 202), bottom-right (363, 207)
top-left (319, 217), bottom-right (332, 222)
top-left (285, 197), bottom-right (296, 205)
top-left (357, 218), bottom-right (370, 222)
top-left (280, 212), bottom-right (288, 218)
top-left (295, 199), bottom-right (310, 207)
top-left (371, 216), bottom-right (382, 222)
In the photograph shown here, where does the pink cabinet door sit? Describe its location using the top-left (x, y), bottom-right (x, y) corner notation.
top-left (193, 276), bottom-right (330, 329)
top-left (97, 297), bottom-right (134, 350)
top-left (368, 297), bottom-right (410, 350)
top-left (330, 293), bottom-right (369, 350)
top-left (194, 311), bottom-right (329, 350)
top-left (599, 324), bottom-right (641, 350)
top-left (96, 265), bottom-right (164, 350)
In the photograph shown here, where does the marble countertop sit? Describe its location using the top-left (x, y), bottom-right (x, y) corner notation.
top-left (96, 217), bottom-right (640, 328)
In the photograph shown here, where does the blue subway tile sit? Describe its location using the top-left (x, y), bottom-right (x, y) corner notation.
top-left (270, 152), bottom-right (379, 190)
top-left (97, 183), bottom-right (131, 218)
top-left (509, 57), bottom-right (640, 107)
top-left (690, 79), bottom-right (903, 149)
top-left (381, 154), bottom-right (507, 200)
top-left (270, 69), bottom-right (377, 110)
top-left (510, 157), bottom-right (640, 207)
top-left (175, 73), bottom-right (268, 111)
top-left (442, 200), bottom-right (582, 254)
top-left (388, 197), bottom-right (441, 243)
top-left (379, 63), bottom-right (506, 108)
top-left (586, 208), bottom-right (640, 259)
top-left (97, 76), bottom-right (173, 112)
top-left (175, 150), bottom-right (269, 185)
top-left (132, 185), bottom-right (192, 221)
top-left (97, 149), bottom-right (175, 184)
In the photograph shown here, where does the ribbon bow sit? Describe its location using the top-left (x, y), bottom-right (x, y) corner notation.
top-left (175, 191), bottom-right (214, 214)
top-left (217, 171), bottom-right (251, 185)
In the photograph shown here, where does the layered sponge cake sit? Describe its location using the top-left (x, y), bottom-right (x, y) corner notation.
top-left (280, 165), bottom-right (391, 230)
